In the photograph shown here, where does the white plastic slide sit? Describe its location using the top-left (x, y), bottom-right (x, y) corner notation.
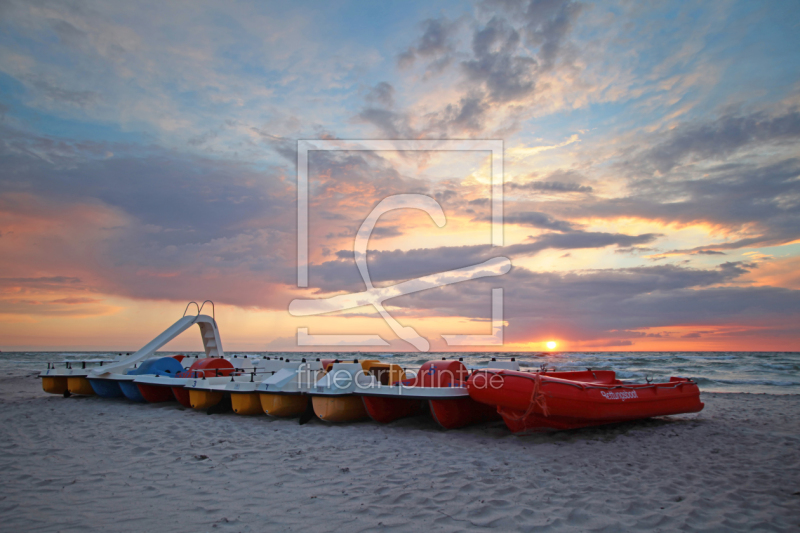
top-left (90, 312), bottom-right (224, 376)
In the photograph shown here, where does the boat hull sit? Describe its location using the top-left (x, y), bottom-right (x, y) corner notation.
top-left (137, 383), bottom-right (176, 403)
top-left (362, 396), bottom-right (425, 424)
top-left (42, 376), bottom-right (69, 395)
top-left (88, 378), bottom-right (124, 398)
top-left (67, 377), bottom-right (96, 396)
top-left (119, 381), bottom-right (146, 402)
top-left (172, 387), bottom-right (192, 407)
top-left (428, 397), bottom-right (499, 429)
top-left (189, 389), bottom-right (223, 410)
top-left (230, 393), bottom-right (262, 415)
top-left (468, 370), bottom-right (704, 432)
top-left (312, 395), bottom-right (368, 422)
top-left (260, 393), bottom-right (308, 417)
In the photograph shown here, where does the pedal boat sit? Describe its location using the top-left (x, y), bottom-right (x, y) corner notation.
top-left (309, 360), bottom-right (405, 422)
top-left (115, 356), bottom-right (185, 402)
top-left (131, 354), bottom-right (187, 402)
top-left (137, 356), bottom-right (266, 406)
top-left (40, 357), bottom-right (119, 396)
top-left (130, 353), bottom-right (201, 403)
top-left (256, 359), bottom-right (327, 417)
top-left (357, 358), bottom-right (518, 429)
top-left (224, 358), bottom-right (297, 415)
top-left (181, 359), bottom-right (237, 409)
top-left (467, 369), bottom-right (704, 432)
top-left (87, 354), bottom-right (187, 400)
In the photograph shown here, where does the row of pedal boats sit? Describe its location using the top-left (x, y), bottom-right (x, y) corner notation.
top-left (38, 309), bottom-right (704, 432)
top-left (40, 356), bottom-right (705, 433)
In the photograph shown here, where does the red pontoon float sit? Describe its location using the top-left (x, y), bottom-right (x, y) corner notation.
top-left (171, 358), bottom-right (235, 407)
top-left (467, 369), bottom-right (704, 432)
top-left (133, 355), bottom-right (187, 403)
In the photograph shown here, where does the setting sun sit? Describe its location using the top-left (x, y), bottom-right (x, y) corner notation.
top-left (546, 341), bottom-right (557, 350)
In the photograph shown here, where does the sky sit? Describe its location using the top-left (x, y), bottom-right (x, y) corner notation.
top-left (1, 0), bottom-right (799, 353)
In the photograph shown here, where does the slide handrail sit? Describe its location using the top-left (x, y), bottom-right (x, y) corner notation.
top-left (183, 301), bottom-right (200, 317)
top-left (199, 300), bottom-right (215, 320)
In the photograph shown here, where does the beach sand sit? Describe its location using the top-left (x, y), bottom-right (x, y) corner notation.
top-left (1, 370), bottom-right (798, 532)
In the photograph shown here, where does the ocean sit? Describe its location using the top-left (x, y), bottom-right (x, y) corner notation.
top-left (3, 350), bottom-right (799, 395)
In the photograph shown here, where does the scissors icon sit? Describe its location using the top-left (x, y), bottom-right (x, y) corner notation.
top-left (289, 194), bottom-right (511, 351)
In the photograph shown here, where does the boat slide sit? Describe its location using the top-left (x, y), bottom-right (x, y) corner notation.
top-left (83, 301), bottom-right (230, 399)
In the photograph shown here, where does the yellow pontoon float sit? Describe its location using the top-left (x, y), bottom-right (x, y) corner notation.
top-left (256, 359), bottom-right (326, 417)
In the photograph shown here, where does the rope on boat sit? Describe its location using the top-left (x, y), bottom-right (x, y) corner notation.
top-left (496, 373), bottom-right (549, 422)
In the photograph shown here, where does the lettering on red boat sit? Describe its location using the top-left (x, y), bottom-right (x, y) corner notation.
top-left (600, 390), bottom-right (638, 400)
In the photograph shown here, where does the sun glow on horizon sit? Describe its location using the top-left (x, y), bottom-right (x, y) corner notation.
top-left (546, 341), bottom-right (557, 350)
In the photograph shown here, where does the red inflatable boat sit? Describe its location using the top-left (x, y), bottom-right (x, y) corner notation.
top-left (467, 369), bottom-right (703, 432)
top-left (359, 360), bottom-right (499, 429)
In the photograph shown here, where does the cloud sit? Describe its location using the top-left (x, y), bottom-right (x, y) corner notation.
top-left (50, 297), bottom-right (102, 305)
top-left (484, 0), bottom-right (584, 69)
top-left (644, 110), bottom-right (800, 173)
top-left (462, 17), bottom-right (536, 104)
top-left (312, 230), bottom-right (660, 292)
top-left (0, 276), bottom-right (82, 286)
top-left (364, 82), bottom-right (395, 108)
top-left (502, 211), bottom-right (578, 231)
top-left (694, 250), bottom-right (726, 255)
top-left (1, 0), bottom-right (799, 350)
top-left (398, 18), bottom-right (458, 70)
top-left (591, 339), bottom-right (634, 347)
top-left (27, 77), bottom-right (101, 108)
top-left (569, 157), bottom-right (800, 253)
top-left (508, 180), bottom-right (593, 193)
top-left (362, 0), bottom-right (586, 138)
top-left (390, 261), bottom-right (800, 345)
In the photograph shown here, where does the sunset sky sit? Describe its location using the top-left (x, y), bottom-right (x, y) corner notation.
top-left (1, 0), bottom-right (799, 352)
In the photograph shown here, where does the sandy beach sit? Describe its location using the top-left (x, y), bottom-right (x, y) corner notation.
top-left (1, 370), bottom-right (798, 532)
